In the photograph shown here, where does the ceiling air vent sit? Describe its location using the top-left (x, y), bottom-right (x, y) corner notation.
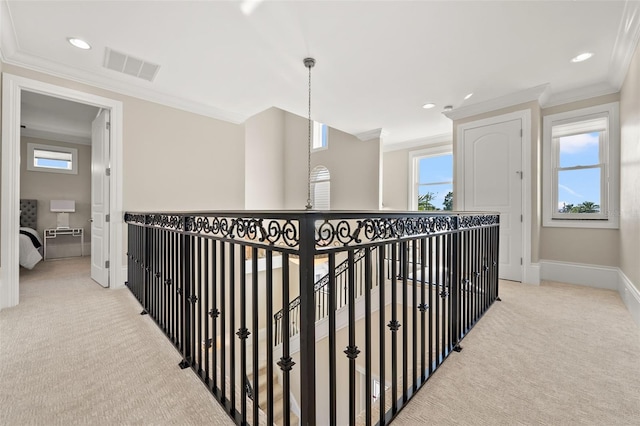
top-left (103, 48), bottom-right (160, 82)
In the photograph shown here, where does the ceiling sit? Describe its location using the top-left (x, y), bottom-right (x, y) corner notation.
top-left (21, 91), bottom-right (99, 145)
top-left (3, 1), bottom-right (640, 149)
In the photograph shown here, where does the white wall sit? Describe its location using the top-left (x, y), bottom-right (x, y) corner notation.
top-left (123, 96), bottom-right (245, 211)
top-left (314, 128), bottom-right (381, 210)
top-left (0, 59), bottom-right (3, 251)
top-left (245, 107), bottom-right (285, 209)
top-left (283, 111), bottom-right (381, 210)
top-left (382, 149), bottom-right (410, 210)
top-left (283, 111), bottom-right (310, 210)
top-left (2, 63), bottom-right (246, 215)
top-left (619, 40), bottom-right (640, 292)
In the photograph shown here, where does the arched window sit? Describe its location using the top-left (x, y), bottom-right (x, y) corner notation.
top-left (311, 165), bottom-right (330, 210)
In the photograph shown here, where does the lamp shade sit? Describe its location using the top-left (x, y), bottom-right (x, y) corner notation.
top-left (50, 200), bottom-right (75, 213)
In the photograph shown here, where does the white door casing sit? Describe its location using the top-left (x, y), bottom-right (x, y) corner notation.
top-left (462, 119), bottom-right (523, 281)
top-left (456, 109), bottom-right (534, 284)
top-left (1, 73), bottom-right (124, 310)
top-left (91, 109), bottom-right (110, 287)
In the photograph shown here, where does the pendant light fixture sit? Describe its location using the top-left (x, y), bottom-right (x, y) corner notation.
top-left (304, 57), bottom-right (316, 210)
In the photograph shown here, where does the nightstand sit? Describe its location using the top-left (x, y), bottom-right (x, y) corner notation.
top-left (43, 228), bottom-right (84, 260)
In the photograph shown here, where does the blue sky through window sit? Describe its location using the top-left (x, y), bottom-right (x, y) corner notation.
top-left (313, 122), bottom-right (328, 149)
top-left (35, 158), bottom-right (71, 170)
top-left (418, 154), bottom-right (452, 210)
top-left (557, 132), bottom-right (600, 211)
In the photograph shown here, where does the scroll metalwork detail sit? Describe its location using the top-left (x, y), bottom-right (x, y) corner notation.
top-left (315, 215), bottom-right (457, 248)
top-left (125, 212), bottom-right (499, 251)
top-left (124, 213), bottom-right (301, 249)
top-left (459, 214), bottom-right (499, 229)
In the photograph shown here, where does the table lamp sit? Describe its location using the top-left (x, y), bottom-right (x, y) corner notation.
top-left (50, 199), bottom-right (75, 229)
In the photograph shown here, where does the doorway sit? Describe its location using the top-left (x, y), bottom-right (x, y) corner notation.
top-left (1, 73), bottom-right (124, 309)
top-left (456, 110), bottom-right (533, 283)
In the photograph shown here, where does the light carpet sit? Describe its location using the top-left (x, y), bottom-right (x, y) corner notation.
top-left (1, 258), bottom-right (639, 425)
top-left (0, 257), bottom-right (234, 425)
top-left (393, 279), bottom-right (640, 425)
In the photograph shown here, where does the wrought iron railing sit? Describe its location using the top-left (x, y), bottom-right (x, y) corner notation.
top-left (273, 247), bottom-right (376, 345)
top-left (125, 211), bottom-right (499, 426)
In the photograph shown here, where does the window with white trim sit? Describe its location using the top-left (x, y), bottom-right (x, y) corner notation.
top-left (409, 146), bottom-right (453, 211)
top-left (311, 165), bottom-right (330, 210)
top-left (542, 102), bottom-right (619, 228)
top-left (312, 121), bottom-right (328, 151)
top-left (27, 143), bottom-right (78, 175)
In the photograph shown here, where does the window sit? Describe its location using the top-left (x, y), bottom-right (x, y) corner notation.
top-left (542, 102), bottom-right (619, 228)
top-left (311, 165), bottom-right (330, 210)
top-left (409, 146), bottom-right (453, 211)
top-left (312, 121), bottom-right (328, 151)
top-left (27, 143), bottom-right (78, 175)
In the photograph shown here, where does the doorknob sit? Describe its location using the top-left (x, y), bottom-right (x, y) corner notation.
top-left (89, 219), bottom-right (94, 222)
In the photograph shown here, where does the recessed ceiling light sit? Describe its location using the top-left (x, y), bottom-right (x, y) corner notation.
top-left (464, 93), bottom-right (473, 100)
top-left (422, 103), bottom-right (436, 109)
top-left (571, 52), bottom-right (593, 63)
top-left (443, 105), bottom-right (453, 112)
top-left (240, 0), bottom-right (264, 15)
top-left (67, 37), bottom-right (91, 50)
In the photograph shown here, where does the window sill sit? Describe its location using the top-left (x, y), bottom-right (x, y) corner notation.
top-left (542, 218), bottom-right (619, 229)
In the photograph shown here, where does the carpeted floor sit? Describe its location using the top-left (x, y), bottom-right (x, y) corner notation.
top-left (1, 257), bottom-right (639, 425)
top-left (1, 257), bottom-right (234, 426)
top-left (393, 279), bottom-right (640, 425)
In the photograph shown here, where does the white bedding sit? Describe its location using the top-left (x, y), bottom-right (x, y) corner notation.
top-left (19, 227), bottom-right (43, 269)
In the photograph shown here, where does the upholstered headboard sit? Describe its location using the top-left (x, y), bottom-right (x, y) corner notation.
top-left (20, 199), bottom-right (38, 229)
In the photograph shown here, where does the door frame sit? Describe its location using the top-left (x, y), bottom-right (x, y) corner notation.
top-left (455, 109), bottom-right (537, 284)
top-left (91, 108), bottom-right (111, 288)
top-left (1, 73), bottom-right (124, 309)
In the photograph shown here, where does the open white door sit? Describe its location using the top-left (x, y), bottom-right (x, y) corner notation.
top-left (462, 119), bottom-right (523, 282)
top-left (91, 109), bottom-right (110, 287)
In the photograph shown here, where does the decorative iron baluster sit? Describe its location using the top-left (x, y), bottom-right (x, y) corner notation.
top-left (123, 210), bottom-right (500, 426)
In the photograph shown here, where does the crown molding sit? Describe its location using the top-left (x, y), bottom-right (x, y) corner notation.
top-left (443, 84), bottom-right (549, 121)
top-left (355, 128), bottom-right (388, 142)
top-left (540, 82), bottom-right (619, 109)
top-left (445, 84), bottom-right (549, 120)
top-left (0, 0), bottom-right (19, 61)
top-left (383, 132), bottom-right (452, 153)
top-left (0, 27), bottom-right (248, 125)
top-left (608, 0), bottom-right (640, 90)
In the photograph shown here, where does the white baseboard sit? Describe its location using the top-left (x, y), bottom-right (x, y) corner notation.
top-left (538, 260), bottom-right (639, 326)
top-left (524, 262), bottom-right (540, 285)
top-left (618, 270), bottom-right (640, 327)
top-left (539, 260), bottom-right (618, 290)
top-left (0, 268), bottom-right (4, 311)
top-left (114, 265), bottom-right (127, 289)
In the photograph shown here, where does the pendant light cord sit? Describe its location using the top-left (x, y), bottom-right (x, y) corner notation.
top-left (304, 58), bottom-right (315, 210)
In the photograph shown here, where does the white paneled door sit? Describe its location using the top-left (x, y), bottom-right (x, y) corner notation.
top-left (462, 119), bottom-right (523, 282)
top-left (91, 109), bottom-right (110, 287)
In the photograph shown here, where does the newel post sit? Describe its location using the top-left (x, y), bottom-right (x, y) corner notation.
top-left (142, 214), bottom-right (151, 312)
top-left (451, 214), bottom-right (461, 349)
top-left (298, 213), bottom-right (317, 425)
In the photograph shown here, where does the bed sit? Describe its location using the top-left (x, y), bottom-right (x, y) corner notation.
top-left (19, 199), bottom-right (43, 269)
